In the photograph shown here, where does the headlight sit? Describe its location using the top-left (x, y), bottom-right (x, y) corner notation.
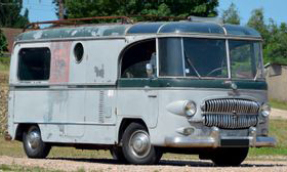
top-left (261, 103), bottom-right (271, 117)
top-left (185, 101), bottom-right (197, 117)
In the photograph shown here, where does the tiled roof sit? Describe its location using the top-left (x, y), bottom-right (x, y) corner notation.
top-left (1, 28), bottom-right (23, 53)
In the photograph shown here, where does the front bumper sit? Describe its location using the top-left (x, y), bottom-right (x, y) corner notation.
top-left (165, 127), bottom-right (276, 148)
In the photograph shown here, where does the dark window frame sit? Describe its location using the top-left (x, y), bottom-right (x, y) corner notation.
top-left (17, 47), bottom-right (51, 81)
top-left (158, 37), bottom-right (228, 79)
top-left (119, 38), bottom-right (157, 79)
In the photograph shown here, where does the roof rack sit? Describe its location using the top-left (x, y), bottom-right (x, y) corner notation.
top-left (23, 16), bottom-right (132, 31)
top-left (23, 15), bottom-right (221, 32)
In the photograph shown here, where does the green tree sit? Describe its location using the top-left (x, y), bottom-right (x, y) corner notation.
top-left (54, 0), bottom-right (219, 21)
top-left (0, 29), bottom-right (8, 57)
top-left (247, 8), bottom-right (269, 46)
top-left (0, 0), bottom-right (29, 28)
top-left (265, 22), bottom-right (287, 64)
top-left (222, 3), bottom-right (240, 25)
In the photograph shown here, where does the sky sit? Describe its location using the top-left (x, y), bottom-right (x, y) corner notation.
top-left (22, 0), bottom-right (287, 25)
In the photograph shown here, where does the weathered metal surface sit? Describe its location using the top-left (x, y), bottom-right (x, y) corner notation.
top-left (17, 25), bottom-right (128, 41)
top-left (50, 42), bottom-right (71, 83)
top-left (16, 22), bottom-right (262, 42)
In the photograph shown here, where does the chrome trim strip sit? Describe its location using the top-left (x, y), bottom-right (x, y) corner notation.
top-left (226, 39), bottom-right (231, 78)
top-left (14, 121), bottom-right (115, 126)
top-left (156, 38), bottom-right (160, 78)
top-left (10, 83), bottom-right (116, 87)
top-left (15, 34), bottom-right (262, 45)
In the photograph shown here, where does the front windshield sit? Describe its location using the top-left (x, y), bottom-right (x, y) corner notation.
top-left (159, 38), bottom-right (228, 78)
top-left (159, 38), bottom-right (264, 80)
top-left (229, 40), bottom-right (264, 80)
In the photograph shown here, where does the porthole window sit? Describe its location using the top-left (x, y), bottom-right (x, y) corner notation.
top-left (74, 43), bottom-right (84, 63)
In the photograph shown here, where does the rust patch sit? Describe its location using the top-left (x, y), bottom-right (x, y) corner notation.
top-left (50, 42), bottom-right (72, 83)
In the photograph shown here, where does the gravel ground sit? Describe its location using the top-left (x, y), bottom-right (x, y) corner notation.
top-left (0, 156), bottom-right (286, 172)
top-left (271, 108), bottom-right (287, 119)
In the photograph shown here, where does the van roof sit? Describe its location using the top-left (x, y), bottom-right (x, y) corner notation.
top-left (16, 22), bottom-right (261, 41)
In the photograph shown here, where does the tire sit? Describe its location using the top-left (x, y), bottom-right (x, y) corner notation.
top-left (121, 122), bottom-right (162, 165)
top-left (110, 146), bottom-right (127, 163)
top-left (211, 147), bottom-right (249, 166)
top-left (22, 125), bottom-right (51, 159)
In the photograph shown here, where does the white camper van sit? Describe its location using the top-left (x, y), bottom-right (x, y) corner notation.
top-left (6, 19), bottom-right (276, 166)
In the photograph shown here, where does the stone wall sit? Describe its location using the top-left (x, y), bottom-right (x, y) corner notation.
top-left (267, 65), bottom-right (287, 102)
top-left (0, 74), bottom-right (8, 134)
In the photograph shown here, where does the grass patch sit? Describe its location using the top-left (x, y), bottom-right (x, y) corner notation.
top-left (0, 136), bottom-right (112, 159)
top-left (0, 56), bottom-right (10, 73)
top-left (0, 57), bottom-right (10, 74)
top-left (270, 99), bottom-right (287, 110)
top-left (249, 119), bottom-right (287, 159)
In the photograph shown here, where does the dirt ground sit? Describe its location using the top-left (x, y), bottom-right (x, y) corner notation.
top-left (271, 108), bottom-right (287, 119)
top-left (0, 155), bottom-right (287, 172)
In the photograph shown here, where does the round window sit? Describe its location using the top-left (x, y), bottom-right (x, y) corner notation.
top-left (74, 43), bottom-right (84, 63)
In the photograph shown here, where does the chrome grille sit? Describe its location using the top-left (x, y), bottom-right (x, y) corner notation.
top-left (204, 114), bottom-right (258, 129)
top-left (202, 98), bottom-right (260, 129)
top-left (202, 98), bottom-right (260, 114)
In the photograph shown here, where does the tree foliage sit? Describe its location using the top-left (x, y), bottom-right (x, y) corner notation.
top-left (0, 29), bottom-right (8, 57)
top-left (222, 3), bottom-right (240, 25)
top-left (54, 0), bottom-right (219, 21)
top-left (247, 9), bottom-right (269, 46)
top-left (0, 0), bottom-right (29, 28)
top-left (265, 23), bottom-right (287, 64)
top-left (246, 9), bottom-right (287, 65)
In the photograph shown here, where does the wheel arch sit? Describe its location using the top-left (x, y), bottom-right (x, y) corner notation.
top-left (117, 118), bottom-right (148, 144)
top-left (15, 123), bottom-right (40, 141)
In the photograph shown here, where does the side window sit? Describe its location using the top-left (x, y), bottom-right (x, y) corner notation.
top-left (121, 39), bottom-right (156, 78)
top-left (18, 48), bottom-right (51, 81)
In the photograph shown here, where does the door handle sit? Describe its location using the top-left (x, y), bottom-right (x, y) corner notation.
top-left (148, 95), bottom-right (157, 98)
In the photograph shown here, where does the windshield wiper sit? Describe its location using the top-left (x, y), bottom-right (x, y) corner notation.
top-left (185, 52), bottom-right (201, 78)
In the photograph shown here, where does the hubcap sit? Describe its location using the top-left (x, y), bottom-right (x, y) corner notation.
top-left (27, 130), bottom-right (41, 150)
top-left (128, 130), bottom-right (151, 158)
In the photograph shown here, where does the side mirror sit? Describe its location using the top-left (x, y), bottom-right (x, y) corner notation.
top-left (146, 63), bottom-right (153, 78)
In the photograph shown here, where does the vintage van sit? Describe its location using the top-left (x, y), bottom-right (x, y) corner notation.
top-left (6, 20), bottom-right (276, 166)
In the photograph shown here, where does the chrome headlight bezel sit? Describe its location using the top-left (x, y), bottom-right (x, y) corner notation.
top-left (260, 103), bottom-right (271, 117)
top-left (184, 101), bottom-right (197, 117)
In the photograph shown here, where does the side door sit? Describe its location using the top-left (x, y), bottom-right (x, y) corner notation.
top-left (66, 41), bottom-right (86, 137)
top-left (84, 39), bottom-right (125, 125)
top-left (117, 39), bottom-right (159, 128)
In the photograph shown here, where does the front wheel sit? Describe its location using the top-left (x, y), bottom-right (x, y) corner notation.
top-left (211, 147), bottom-right (249, 166)
top-left (23, 125), bottom-right (51, 159)
top-left (121, 122), bottom-right (162, 165)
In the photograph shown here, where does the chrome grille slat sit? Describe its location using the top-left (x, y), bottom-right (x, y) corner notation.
top-left (204, 114), bottom-right (258, 129)
top-left (202, 98), bottom-right (260, 129)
